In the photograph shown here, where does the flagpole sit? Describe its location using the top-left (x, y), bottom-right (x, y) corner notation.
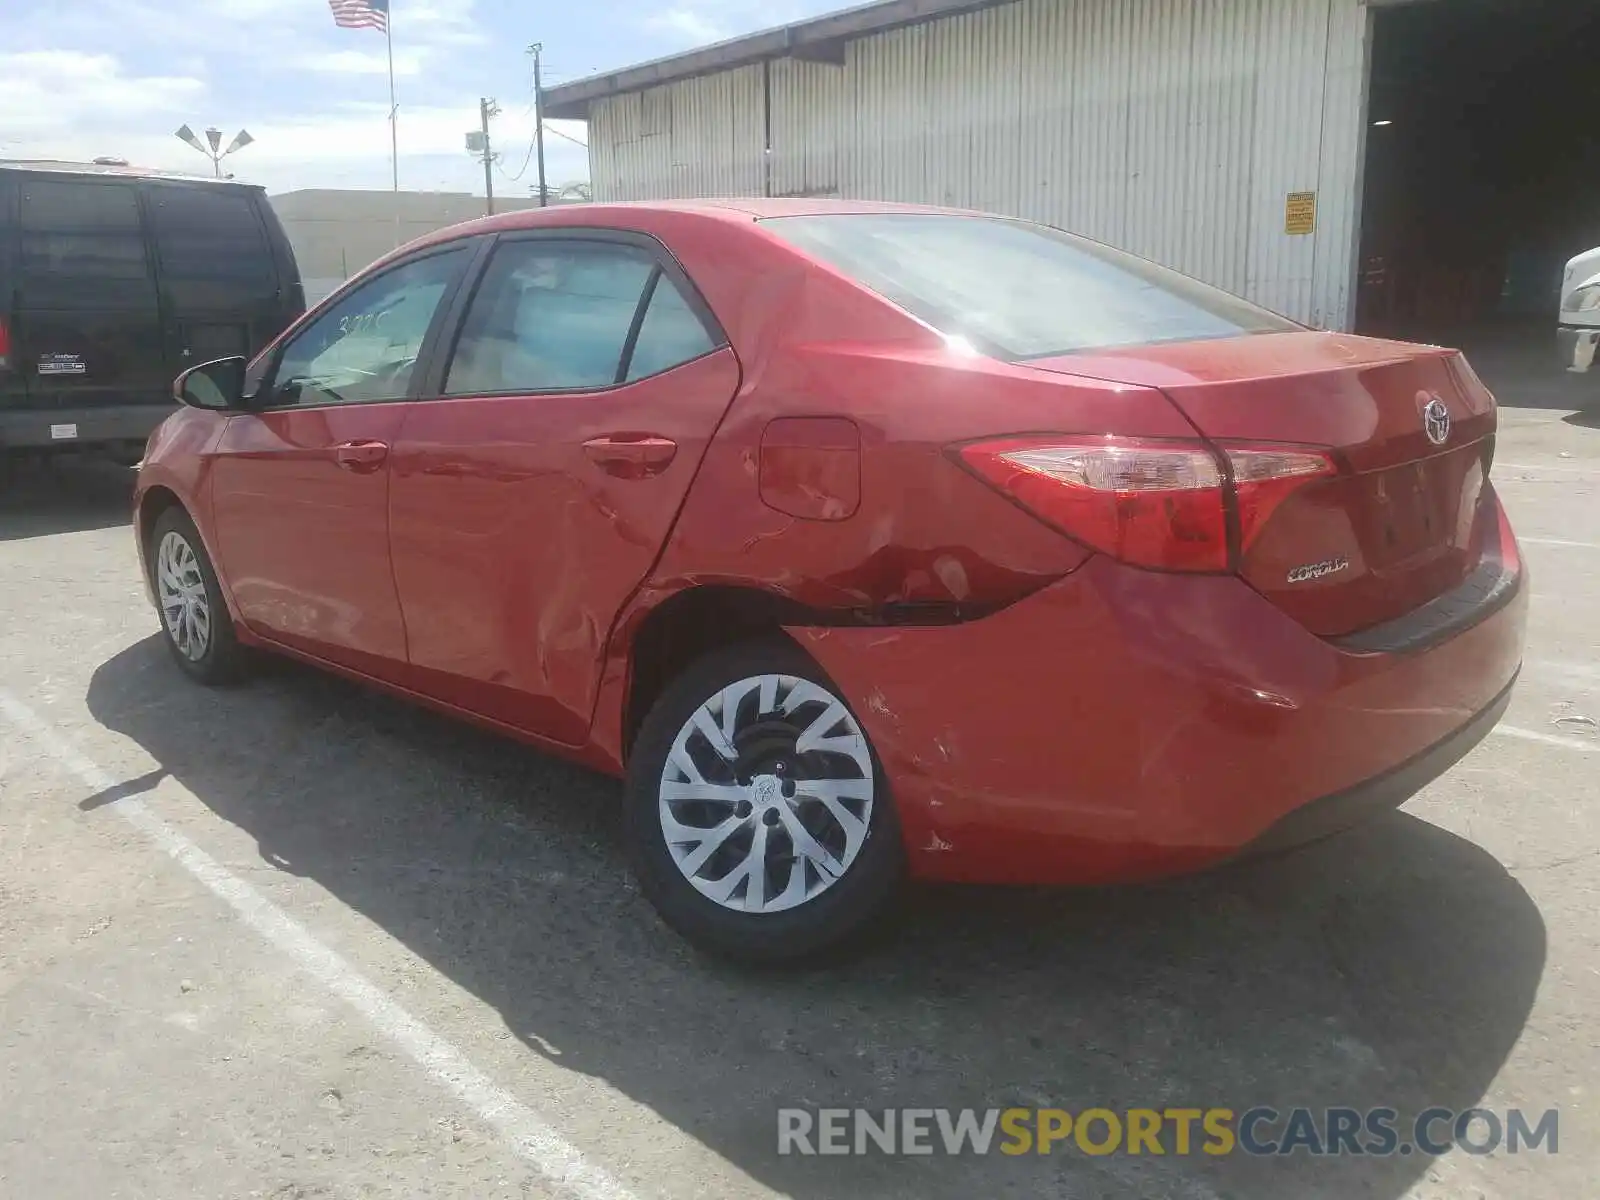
top-left (386, 9), bottom-right (400, 247)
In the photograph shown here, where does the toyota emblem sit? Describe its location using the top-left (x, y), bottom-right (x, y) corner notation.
top-left (1423, 396), bottom-right (1451, 446)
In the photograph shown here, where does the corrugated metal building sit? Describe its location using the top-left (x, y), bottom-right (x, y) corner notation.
top-left (544, 0), bottom-right (1599, 338)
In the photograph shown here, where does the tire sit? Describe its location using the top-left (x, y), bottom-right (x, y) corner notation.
top-left (624, 637), bottom-right (904, 964)
top-left (148, 506), bottom-right (245, 685)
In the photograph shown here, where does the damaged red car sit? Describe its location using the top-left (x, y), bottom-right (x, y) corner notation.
top-left (135, 201), bottom-right (1526, 962)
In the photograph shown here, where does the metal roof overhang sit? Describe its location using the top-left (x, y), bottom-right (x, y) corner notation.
top-left (541, 0), bottom-right (1013, 118)
top-left (541, 0), bottom-right (1466, 119)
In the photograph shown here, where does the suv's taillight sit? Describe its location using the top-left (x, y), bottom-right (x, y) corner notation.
top-left (955, 436), bottom-right (1336, 573)
top-left (0, 316), bottom-right (11, 368)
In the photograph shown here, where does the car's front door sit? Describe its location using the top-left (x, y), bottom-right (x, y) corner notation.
top-left (388, 233), bottom-right (740, 744)
top-left (209, 244), bottom-right (474, 675)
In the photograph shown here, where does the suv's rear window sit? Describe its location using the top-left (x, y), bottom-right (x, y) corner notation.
top-left (762, 213), bottom-right (1297, 359)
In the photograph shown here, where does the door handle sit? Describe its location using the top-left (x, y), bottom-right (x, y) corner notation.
top-left (334, 439), bottom-right (390, 473)
top-left (582, 434), bottom-right (677, 479)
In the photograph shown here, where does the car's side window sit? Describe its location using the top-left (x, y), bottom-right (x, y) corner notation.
top-left (267, 248), bottom-right (468, 408)
top-left (444, 239), bottom-right (716, 396)
top-left (626, 274), bottom-right (717, 381)
top-left (445, 241), bottom-right (651, 395)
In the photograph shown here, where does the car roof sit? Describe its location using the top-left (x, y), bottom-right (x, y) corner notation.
top-left (350, 196), bottom-right (1017, 291)
top-left (0, 159), bottom-right (256, 187)
top-left (389, 197), bottom-right (997, 259)
top-left (452, 196), bottom-right (989, 230)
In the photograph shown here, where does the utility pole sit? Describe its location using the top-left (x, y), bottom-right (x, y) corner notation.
top-left (478, 97), bottom-right (500, 216)
top-left (529, 43), bottom-right (548, 207)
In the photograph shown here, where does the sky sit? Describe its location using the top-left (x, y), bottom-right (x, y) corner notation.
top-left (0, 0), bottom-right (841, 198)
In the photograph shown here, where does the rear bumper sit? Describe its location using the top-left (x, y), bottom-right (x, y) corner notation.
top-left (0, 404), bottom-right (174, 449)
top-left (789, 503), bottom-right (1526, 885)
top-left (1558, 324), bottom-right (1600, 374)
top-left (1241, 673), bottom-right (1513, 856)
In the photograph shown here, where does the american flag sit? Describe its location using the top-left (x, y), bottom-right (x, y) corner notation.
top-left (328, 0), bottom-right (389, 32)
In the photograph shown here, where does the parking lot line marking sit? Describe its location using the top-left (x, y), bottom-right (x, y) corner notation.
top-left (1491, 724), bottom-right (1600, 753)
top-left (0, 688), bottom-right (641, 1200)
top-left (1496, 461), bottom-right (1591, 474)
top-left (1519, 537), bottom-right (1600, 550)
top-left (1529, 658), bottom-right (1600, 683)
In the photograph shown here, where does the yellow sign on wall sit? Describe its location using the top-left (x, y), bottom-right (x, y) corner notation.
top-left (1285, 192), bottom-right (1317, 236)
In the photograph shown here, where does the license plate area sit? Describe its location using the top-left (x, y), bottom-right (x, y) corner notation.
top-left (1360, 447), bottom-right (1477, 569)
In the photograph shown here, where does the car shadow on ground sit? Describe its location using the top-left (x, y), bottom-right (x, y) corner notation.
top-left (0, 457), bottom-right (135, 542)
top-left (86, 638), bottom-right (1546, 1199)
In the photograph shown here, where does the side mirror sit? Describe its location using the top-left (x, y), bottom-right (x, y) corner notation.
top-left (173, 356), bottom-right (247, 410)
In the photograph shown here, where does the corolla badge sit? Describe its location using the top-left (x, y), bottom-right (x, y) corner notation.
top-left (1423, 396), bottom-right (1452, 446)
top-left (1287, 557), bottom-right (1350, 585)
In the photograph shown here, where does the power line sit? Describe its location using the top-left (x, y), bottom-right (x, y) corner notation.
top-left (542, 123), bottom-right (587, 149)
top-left (499, 121), bottom-right (587, 178)
top-left (489, 44), bottom-right (580, 195)
top-left (496, 132), bottom-right (538, 181)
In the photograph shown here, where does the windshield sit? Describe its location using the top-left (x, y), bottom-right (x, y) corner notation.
top-left (762, 213), bottom-right (1298, 359)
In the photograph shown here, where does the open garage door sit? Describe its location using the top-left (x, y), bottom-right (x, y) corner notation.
top-left (1357, 0), bottom-right (1600, 367)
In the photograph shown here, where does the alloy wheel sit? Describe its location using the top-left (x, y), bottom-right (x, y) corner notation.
top-left (155, 530), bottom-right (211, 662)
top-left (658, 673), bottom-right (875, 914)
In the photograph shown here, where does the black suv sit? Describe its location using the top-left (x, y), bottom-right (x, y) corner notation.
top-left (0, 160), bottom-right (304, 463)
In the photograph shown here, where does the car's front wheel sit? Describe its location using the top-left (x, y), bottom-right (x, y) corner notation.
top-left (624, 638), bottom-right (904, 963)
top-left (149, 506), bottom-right (244, 685)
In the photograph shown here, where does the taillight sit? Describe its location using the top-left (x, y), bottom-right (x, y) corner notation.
top-left (0, 316), bottom-right (10, 367)
top-left (956, 436), bottom-right (1335, 573)
top-left (1225, 443), bottom-right (1339, 553)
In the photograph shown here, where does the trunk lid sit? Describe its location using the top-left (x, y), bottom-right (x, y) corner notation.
top-left (1026, 331), bottom-right (1499, 637)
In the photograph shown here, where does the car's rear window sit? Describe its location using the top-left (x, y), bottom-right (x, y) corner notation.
top-left (762, 213), bottom-right (1298, 359)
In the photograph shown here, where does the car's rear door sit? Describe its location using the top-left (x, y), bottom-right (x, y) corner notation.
top-left (388, 231), bottom-right (741, 744)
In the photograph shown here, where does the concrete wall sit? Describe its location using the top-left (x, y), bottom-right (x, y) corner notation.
top-left (269, 190), bottom-right (571, 305)
top-left (587, 0), bottom-right (1373, 331)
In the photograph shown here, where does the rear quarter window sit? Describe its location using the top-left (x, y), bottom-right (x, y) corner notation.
top-left (762, 213), bottom-right (1298, 359)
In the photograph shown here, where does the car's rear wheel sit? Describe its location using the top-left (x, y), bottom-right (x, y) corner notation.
top-left (149, 507), bottom-right (244, 685)
top-left (624, 638), bottom-right (904, 963)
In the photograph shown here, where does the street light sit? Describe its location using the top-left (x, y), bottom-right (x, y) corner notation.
top-left (174, 124), bottom-right (254, 178)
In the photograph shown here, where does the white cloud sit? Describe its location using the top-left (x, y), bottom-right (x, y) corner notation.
top-left (0, 51), bottom-right (203, 152)
top-left (239, 103), bottom-right (586, 195)
top-left (636, 0), bottom-right (831, 51)
top-left (646, 8), bottom-right (731, 45)
top-left (0, 0), bottom-right (588, 196)
top-left (299, 48), bottom-right (428, 77)
top-left (207, 0), bottom-right (300, 17)
top-left (252, 103), bottom-right (475, 165)
top-left (400, 0), bottom-right (488, 48)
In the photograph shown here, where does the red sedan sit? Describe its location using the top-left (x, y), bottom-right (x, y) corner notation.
top-left (136, 200), bottom-right (1526, 962)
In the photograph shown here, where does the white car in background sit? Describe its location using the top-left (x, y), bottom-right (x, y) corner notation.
top-left (1560, 247), bottom-right (1600, 375)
